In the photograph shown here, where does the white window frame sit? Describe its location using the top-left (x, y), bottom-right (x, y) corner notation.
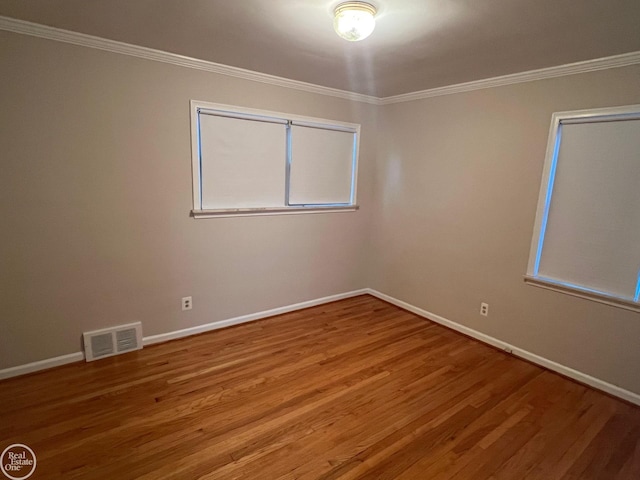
top-left (190, 100), bottom-right (360, 218)
top-left (525, 104), bottom-right (640, 313)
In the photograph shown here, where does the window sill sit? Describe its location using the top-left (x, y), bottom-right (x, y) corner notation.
top-left (191, 205), bottom-right (359, 218)
top-left (523, 276), bottom-right (640, 313)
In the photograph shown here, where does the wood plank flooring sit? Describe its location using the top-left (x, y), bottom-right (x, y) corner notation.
top-left (1, 295), bottom-right (639, 479)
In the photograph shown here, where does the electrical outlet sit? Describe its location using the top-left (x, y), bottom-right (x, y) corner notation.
top-left (181, 296), bottom-right (193, 311)
top-left (480, 302), bottom-right (489, 316)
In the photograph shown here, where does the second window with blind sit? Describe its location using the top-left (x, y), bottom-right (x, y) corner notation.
top-left (190, 101), bottom-right (359, 217)
top-left (525, 104), bottom-right (640, 312)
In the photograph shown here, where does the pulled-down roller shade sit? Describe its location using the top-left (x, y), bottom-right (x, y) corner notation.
top-left (526, 105), bottom-right (640, 312)
top-left (289, 124), bottom-right (356, 206)
top-left (199, 113), bottom-right (287, 210)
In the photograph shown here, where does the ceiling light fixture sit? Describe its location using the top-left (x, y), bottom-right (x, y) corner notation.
top-left (333, 2), bottom-right (377, 42)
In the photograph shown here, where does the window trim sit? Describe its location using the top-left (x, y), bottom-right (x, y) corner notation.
top-left (523, 276), bottom-right (640, 314)
top-left (190, 100), bottom-right (360, 217)
top-left (525, 103), bottom-right (640, 312)
top-left (191, 205), bottom-right (358, 219)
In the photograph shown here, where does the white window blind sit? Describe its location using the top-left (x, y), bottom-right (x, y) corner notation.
top-left (199, 113), bottom-right (287, 209)
top-left (526, 105), bottom-right (640, 312)
top-left (289, 124), bottom-right (356, 205)
top-left (190, 101), bottom-right (360, 217)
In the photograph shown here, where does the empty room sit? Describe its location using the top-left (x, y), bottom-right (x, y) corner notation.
top-left (1, 1), bottom-right (640, 478)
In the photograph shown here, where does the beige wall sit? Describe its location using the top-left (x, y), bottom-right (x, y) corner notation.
top-left (2, 29), bottom-right (640, 397)
top-left (371, 65), bottom-right (640, 394)
top-left (0, 31), bottom-right (377, 368)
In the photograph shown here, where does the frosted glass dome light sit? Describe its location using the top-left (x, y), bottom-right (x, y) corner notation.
top-left (333, 2), bottom-right (377, 42)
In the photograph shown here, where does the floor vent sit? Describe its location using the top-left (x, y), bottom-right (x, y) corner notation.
top-left (83, 322), bottom-right (143, 362)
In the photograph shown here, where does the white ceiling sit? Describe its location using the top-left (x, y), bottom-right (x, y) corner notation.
top-left (1, 0), bottom-right (639, 97)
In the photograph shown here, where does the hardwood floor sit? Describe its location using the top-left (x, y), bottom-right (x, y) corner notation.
top-left (1, 295), bottom-right (639, 479)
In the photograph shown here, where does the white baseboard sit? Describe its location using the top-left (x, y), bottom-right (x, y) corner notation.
top-left (0, 289), bottom-right (368, 380)
top-left (365, 288), bottom-right (640, 406)
top-left (142, 289), bottom-right (369, 346)
top-left (3, 287), bottom-right (639, 407)
top-left (0, 352), bottom-right (85, 380)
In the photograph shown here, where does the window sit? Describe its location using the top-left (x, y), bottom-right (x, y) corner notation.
top-left (190, 101), bottom-right (359, 217)
top-left (525, 104), bottom-right (640, 313)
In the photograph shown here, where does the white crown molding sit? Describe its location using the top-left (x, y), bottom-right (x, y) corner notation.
top-left (1, 15), bottom-right (639, 107)
top-left (380, 51), bottom-right (640, 105)
top-left (0, 16), bottom-right (381, 105)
